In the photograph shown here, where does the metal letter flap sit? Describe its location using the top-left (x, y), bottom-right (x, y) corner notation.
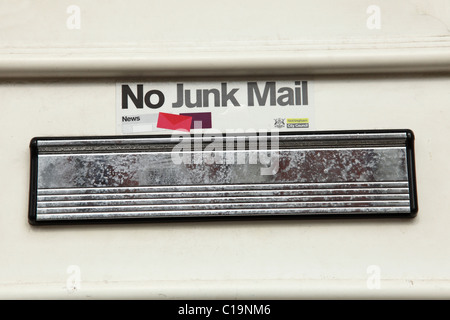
top-left (29, 130), bottom-right (417, 224)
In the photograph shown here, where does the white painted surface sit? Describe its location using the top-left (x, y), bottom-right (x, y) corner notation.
top-left (0, 1), bottom-right (449, 298)
top-left (0, 74), bottom-right (448, 298)
top-left (1, 0), bottom-right (450, 76)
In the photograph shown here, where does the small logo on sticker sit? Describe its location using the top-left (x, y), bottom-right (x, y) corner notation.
top-left (274, 118), bottom-right (285, 128)
top-left (286, 118), bottom-right (309, 128)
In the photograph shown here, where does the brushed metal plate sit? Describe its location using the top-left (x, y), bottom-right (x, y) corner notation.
top-left (28, 130), bottom-right (417, 224)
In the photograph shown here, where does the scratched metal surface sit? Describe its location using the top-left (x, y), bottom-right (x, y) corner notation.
top-left (33, 133), bottom-right (412, 221)
top-left (37, 147), bottom-right (408, 188)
